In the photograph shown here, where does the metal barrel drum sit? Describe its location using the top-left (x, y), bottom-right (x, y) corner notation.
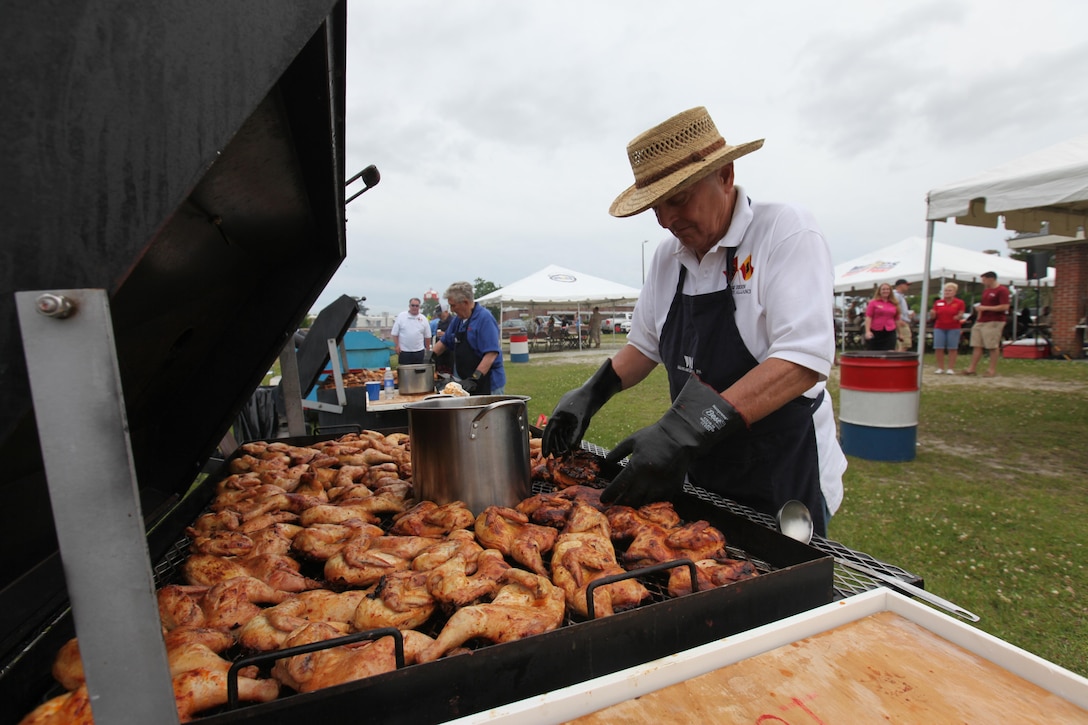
top-left (838, 351), bottom-right (919, 461)
top-left (509, 333), bottom-right (529, 362)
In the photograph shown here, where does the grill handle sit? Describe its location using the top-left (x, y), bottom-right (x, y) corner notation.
top-left (585, 559), bottom-right (698, 620)
top-left (226, 627), bottom-right (405, 710)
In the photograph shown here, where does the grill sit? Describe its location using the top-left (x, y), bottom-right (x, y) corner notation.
top-left (122, 437), bottom-right (911, 724)
top-left (21, 435), bottom-right (830, 723)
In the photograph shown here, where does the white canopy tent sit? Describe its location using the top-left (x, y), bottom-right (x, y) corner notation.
top-left (834, 236), bottom-right (1044, 293)
top-left (476, 264), bottom-right (641, 348)
top-left (920, 134), bottom-right (1088, 374)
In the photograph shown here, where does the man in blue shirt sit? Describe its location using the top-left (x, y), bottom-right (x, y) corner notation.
top-left (431, 281), bottom-right (505, 394)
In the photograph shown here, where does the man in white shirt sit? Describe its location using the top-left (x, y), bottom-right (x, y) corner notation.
top-left (391, 297), bottom-right (431, 365)
top-left (542, 106), bottom-right (845, 536)
top-left (893, 279), bottom-right (914, 352)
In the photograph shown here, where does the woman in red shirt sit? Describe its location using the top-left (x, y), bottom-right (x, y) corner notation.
top-left (864, 283), bottom-right (899, 351)
top-left (928, 282), bottom-right (967, 373)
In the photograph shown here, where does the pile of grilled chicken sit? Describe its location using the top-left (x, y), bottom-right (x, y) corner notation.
top-left (21, 433), bottom-right (755, 724)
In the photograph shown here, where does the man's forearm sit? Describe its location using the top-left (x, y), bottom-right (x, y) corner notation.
top-left (721, 358), bottom-right (819, 425)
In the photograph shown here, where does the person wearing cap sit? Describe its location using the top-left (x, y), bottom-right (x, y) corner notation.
top-left (963, 271), bottom-right (1010, 377)
top-left (430, 304), bottom-right (454, 375)
top-left (893, 279), bottom-right (915, 352)
top-left (542, 106), bottom-right (845, 536)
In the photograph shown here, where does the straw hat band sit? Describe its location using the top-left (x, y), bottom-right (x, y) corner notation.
top-left (634, 138), bottom-right (725, 189)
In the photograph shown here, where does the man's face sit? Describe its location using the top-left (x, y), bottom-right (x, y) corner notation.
top-left (449, 298), bottom-right (473, 319)
top-left (652, 164), bottom-right (736, 257)
top-left (982, 276), bottom-right (997, 289)
top-left (896, 283), bottom-right (908, 294)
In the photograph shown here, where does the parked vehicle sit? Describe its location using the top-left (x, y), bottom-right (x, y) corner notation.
top-left (500, 318), bottom-right (527, 338)
top-left (601, 312), bottom-right (633, 333)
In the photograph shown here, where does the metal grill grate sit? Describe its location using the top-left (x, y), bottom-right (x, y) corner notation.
top-left (580, 440), bottom-right (922, 600)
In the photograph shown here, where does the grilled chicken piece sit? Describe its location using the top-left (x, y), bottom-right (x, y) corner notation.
top-left (32, 647), bottom-right (277, 725)
top-left (50, 638), bottom-right (85, 691)
top-left (271, 624), bottom-right (433, 694)
top-left (532, 450), bottom-right (604, 488)
top-left (199, 575), bottom-right (294, 630)
top-left (183, 553), bottom-right (321, 593)
top-left (324, 535), bottom-right (439, 587)
top-left (636, 501), bottom-right (682, 528)
top-left (163, 626), bottom-right (235, 655)
top-left (237, 510), bottom-right (299, 533)
top-left (667, 556), bottom-right (759, 597)
top-left (188, 530), bottom-right (255, 557)
top-left (186, 510), bottom-right (242, 537)
top-left (246, 523), bottom-right (303, 557)
top-left (516, 486), bottom-right (605, 529)
top-left (18, 686), bottom-right (94, 724)
top-left (410, 528), bottom-right (484, 571)
top-left (230, 452), bottom-right (291, 475)
top-left (239, 554), bottom-right (322, 593)
top-left (292, 520), bottom-right (383, 560)
top-left (328, 480), bottom-right (412, 510)
top-left (474, 506), bottom-right (558, 576)
top-left (173, 668), bottom-right (279, 722)
top-left (237, 590), bottom-right (368, 651)
top-left (416, 568), bottom-right (565, 663)
top-left (390, 500), bottom-right (475, 537)
top-left (425, 549), bottom-right (511, 607)
top-left (299, 481), bottom-right (411, 526)
top-left (607, 506), bottom-right (727, 569)
top-left (352, 570), bottom-right (437, 631)
top-left (551, 502), bottom-right (649, 618)
top-left (157, 584), bottom-right (210, 630)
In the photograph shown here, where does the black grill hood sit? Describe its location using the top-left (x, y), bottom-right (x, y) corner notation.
top-left (0, 0), bottom-right (347, 632)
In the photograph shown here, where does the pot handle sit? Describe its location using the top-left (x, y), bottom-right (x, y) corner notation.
top-left (469, 398), bottom-right (527, 438)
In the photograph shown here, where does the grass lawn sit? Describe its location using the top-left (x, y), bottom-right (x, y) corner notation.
top-left (504, 352), bottom-right (1088, 678)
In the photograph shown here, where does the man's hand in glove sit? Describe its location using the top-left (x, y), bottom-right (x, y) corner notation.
top-left (542, 359), bottom-right (623, 456)
top-left (460, 370), bottom-right (483, 394)
top-left (600, 375), bottom-right (746, 507)
top-left (422, 350), bottom-right (434, 365)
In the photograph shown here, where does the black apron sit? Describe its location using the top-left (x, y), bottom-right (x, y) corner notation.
top-left (659, 252), bottom-right (827, 534)
top-left (453, 315), bottom-right (492, 396)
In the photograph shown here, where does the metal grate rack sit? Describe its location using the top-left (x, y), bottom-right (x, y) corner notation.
top-left (579, 440), bottom-right (923, 600)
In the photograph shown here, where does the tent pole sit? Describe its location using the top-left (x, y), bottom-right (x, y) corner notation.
top-left (577, 303), bottom-right (582, 350)
top-left (919, 221), bottom-right (936, 387)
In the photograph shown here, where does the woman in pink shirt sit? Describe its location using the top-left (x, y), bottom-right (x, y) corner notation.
top-left (864, 283), bottom-right (899, 351)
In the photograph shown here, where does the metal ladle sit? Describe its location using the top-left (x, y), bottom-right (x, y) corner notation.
top-left (775, 500), bottom-right (980, 622)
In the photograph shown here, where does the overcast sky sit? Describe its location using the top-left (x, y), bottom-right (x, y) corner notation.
top-left (319, 0), bottom-right (1088, 315)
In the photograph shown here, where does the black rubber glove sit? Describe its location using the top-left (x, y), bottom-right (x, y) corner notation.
top-left (542, 359), bottom-right (623, 456)
top-left (460, 370), bottom-right (482, 394)
top-left (600, 375), bottom-right (746, 507)
top-left (422, 350), bottom-right (434, 365)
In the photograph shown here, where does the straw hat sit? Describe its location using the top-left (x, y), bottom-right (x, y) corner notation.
top-left (609, 107), bottom-right (764, 218)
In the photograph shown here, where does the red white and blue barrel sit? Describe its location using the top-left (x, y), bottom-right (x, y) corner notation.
top-left (509, 334), bottom-right (529, 363)
top-left (838, 351), bottom-right (918, 461)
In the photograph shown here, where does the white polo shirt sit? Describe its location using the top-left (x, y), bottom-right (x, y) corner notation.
top-left (628, 187), bottom-right (845, 514)
top-left (391, 311), bottom-right (431, 353)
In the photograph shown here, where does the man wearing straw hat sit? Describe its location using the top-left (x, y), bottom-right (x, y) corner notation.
top-left (543, 107), bottom-right (845, 535)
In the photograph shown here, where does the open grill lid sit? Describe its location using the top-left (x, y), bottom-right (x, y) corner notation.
top-left (0, 0), bottom-right (348, 642)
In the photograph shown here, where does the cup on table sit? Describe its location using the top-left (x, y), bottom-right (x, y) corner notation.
top-left (365, 381), bottom-right (381, 401)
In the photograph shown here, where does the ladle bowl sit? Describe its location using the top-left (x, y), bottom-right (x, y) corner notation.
top-left (776, 499), bottom-right (814, 544)
top-left (774, 500), bottom-right (980, 623)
